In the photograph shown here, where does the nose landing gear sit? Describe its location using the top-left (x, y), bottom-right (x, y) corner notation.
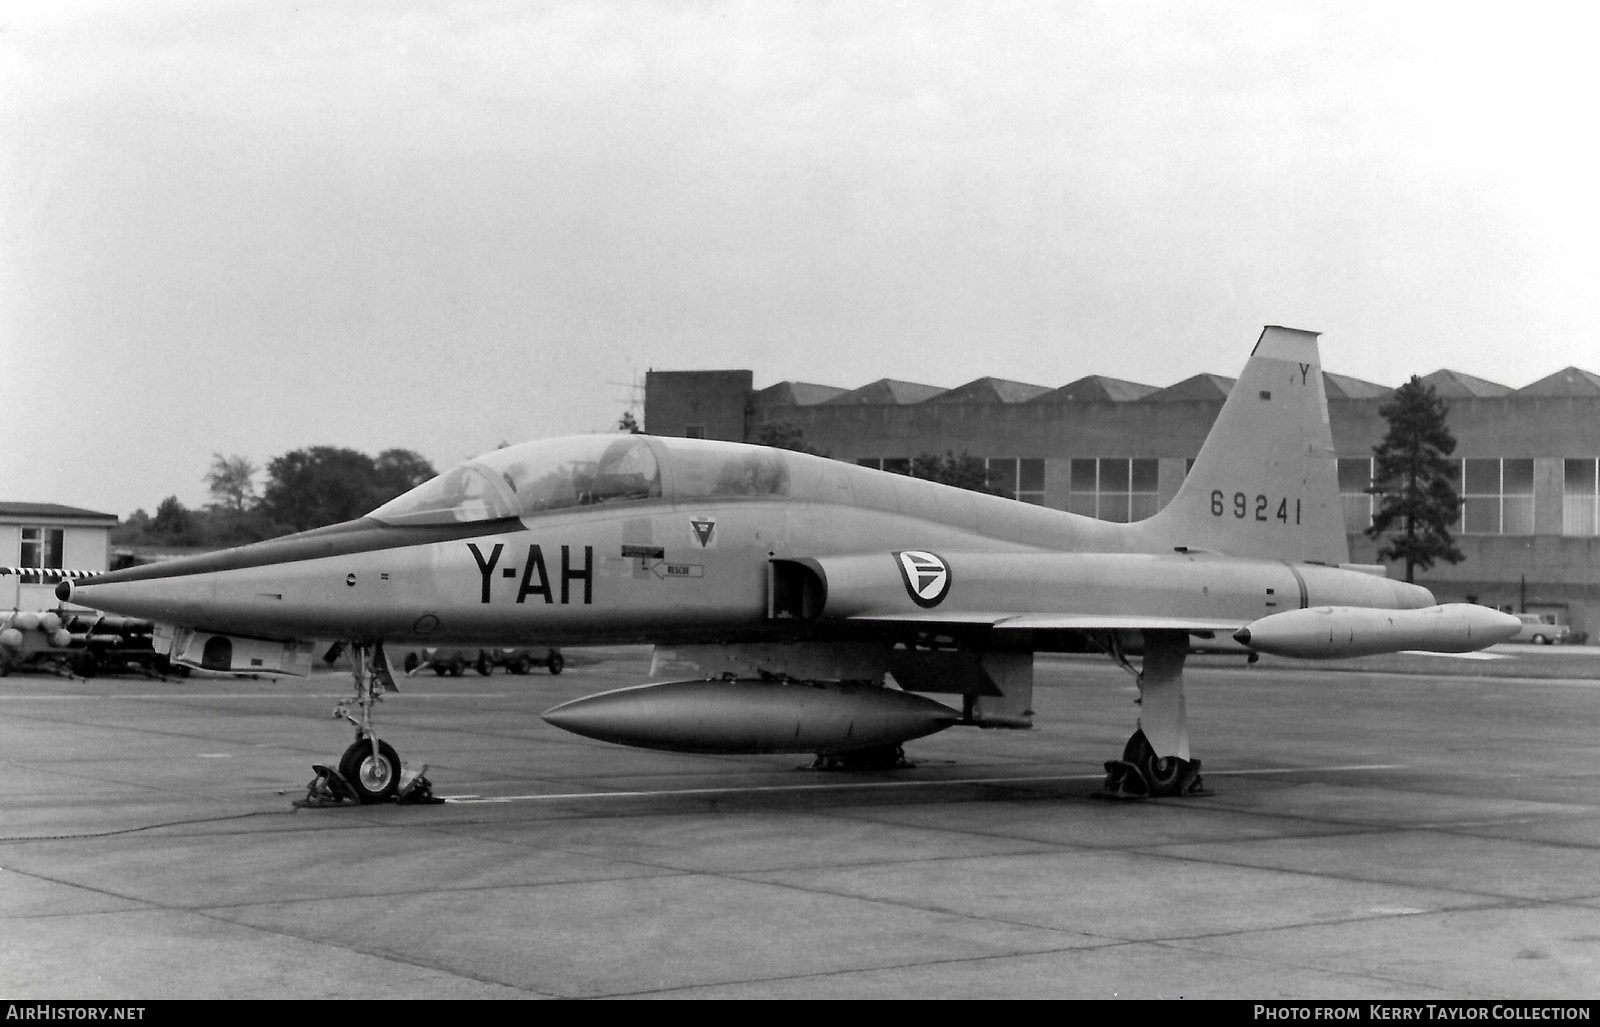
top-left (297, 642), bottom-right (441, 807)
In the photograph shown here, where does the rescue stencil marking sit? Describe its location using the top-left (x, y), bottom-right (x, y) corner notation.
top-left (895, 550), bottom-right (952, 608)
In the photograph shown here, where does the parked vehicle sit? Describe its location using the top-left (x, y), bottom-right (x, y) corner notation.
top-left (1511, 613), bottom-right (1571, 645)
top-left (401, 647), bottom-right (565, 676)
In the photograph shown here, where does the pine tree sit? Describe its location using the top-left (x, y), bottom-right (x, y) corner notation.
top-left (1365, 376), bottom-right (1464, 582)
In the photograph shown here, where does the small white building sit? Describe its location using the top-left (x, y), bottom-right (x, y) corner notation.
top-left (1, 502), bottom-right (119, 611)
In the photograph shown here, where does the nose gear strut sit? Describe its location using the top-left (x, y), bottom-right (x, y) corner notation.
top-left (296, 641), bottom-right (441, 807)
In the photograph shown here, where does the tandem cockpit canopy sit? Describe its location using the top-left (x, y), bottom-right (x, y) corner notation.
top-left (368, 435), bottom-right (791, 526)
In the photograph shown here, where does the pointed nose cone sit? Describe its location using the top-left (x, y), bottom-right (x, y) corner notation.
top-left (57, 516), bottom-right (408, 626)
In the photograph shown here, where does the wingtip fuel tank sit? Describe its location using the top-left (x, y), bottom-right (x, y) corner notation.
top-left (1234, 604), bottom-right (1522, 659)
top-left (542, 678), bottom-right (961, 755)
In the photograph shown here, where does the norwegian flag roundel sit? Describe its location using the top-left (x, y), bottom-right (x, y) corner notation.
top-left (894, 550), bottom-right (952, 608)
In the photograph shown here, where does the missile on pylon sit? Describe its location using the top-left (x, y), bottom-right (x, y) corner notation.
top-left (1234, 603), bottom-right (1521, 659)
top-left (542, 678), bottom-right (960, 755)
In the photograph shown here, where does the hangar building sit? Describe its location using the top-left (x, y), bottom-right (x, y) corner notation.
top-left (645, 362), bottom-right (1600, 642)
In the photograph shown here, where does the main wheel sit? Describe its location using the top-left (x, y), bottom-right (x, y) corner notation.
top-left (403, 652), bottom-right (420, 673)
top-left (338, 738), bottom-right (401, 804)
top-left (510, 656), bottom-right (532, 675)
top-left (476, 652), bottom-right (494, 676)
top-left (547, 650), bottom-right (565, 675)
top-left (1123, 729), bottom-right (1186, 796)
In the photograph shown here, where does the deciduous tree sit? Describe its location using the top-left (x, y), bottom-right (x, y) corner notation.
top-left (260, 447), bottom-right (436, 533)
top-left (204, 453), bottom-right (258, 512)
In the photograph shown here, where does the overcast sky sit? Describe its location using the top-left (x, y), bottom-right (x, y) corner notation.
top-left (3, 1), bottom-right (1595, 518)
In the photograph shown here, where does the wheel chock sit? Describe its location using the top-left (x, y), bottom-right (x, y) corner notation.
top-left (295, 764), bottom-right (361, 807)
top-left (1102, 758), bottom-right (1211, 799)
top-left (1102, 759), bottom-right (1150, 800)
top-left (396, 764), bottom-right (444, 804)
top-left (1171, 760), bottom-right (1210, 797)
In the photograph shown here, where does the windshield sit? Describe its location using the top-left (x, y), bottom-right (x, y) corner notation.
top-left (368, 462), bottom-right (519, 525)
top-left (370, 435), bottom-right (664, 526)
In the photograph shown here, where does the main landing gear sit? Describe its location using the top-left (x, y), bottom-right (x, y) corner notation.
top-left (299, 642), bottom-right (441, 807)
top-left (1097, 629), bottom-right (1209, 799)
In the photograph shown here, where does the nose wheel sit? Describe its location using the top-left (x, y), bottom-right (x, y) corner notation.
top-left (339, 737), bottom-right (401, 803)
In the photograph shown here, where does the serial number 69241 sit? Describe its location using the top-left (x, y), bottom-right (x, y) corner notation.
top-left (1211, 490), bottom-right (1301, 524)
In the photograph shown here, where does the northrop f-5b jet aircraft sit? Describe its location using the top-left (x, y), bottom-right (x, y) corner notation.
top-left (60, 328), bottom-right (1519, 802)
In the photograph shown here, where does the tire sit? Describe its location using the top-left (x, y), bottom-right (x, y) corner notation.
top-left (339, 737), bottom-right (401, 804)
top-left (510, 656), bottom-right (532, 675)
top-left (547, 650), bottom-right (565, 675)
top-left (403, 653), bottom-right (419, 673)
top-left (1123, 729), bottom-right (1185, 796)
top-left (475, 652), bottom-right (493, 676)
top-left (449, 660), bottom-right (465, 677)
top-left (1533, 634), bottom-right (1549, 645)
top-left (432, 664), bottom-right (447, 676)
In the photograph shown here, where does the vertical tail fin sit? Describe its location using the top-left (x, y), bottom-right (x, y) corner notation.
top-left (1133, 326), bottom-right (1349, 564)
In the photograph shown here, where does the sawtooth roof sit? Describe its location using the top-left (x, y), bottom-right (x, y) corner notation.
top-left (1148, 373), bottom-right (1237, 402)
top-left (924, 377), bottom-right (1053, 404)
top-left (754, 381), bottom-right (847, 405)
top-left (823, 379), bottom-right (949, 405)
top-left (1515, 367), bottom-right (1600, 398)
top-left (1418, 369), bottom-right (1514, 398)
top-left (1033, 375), bottom-right (1160, 403)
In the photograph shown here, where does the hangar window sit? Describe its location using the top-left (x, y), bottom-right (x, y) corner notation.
top-left (856, 457), bottom-right (911, 475)
top-left (19, 527), bottom-right (63, 569)
top-left (1067, 458), bottom-right (1158, 522)
top-left (1458, 458), bottom-right (1534, 534)
top-left (1338, 458), bottom-right (1375, 530)
top-left (986, 458), bottom-right (1046, 504)
top-left (1563, 459), bottom-right (1600, 536)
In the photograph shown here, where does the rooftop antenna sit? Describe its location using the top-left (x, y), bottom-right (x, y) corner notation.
top-left (607, 370), bottom-right (645, 432)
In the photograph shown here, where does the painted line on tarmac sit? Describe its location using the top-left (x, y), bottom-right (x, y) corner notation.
top-left (0, 692), bottom-right (513, 700)
top-left (442, 763), bottom-right (1406, 803)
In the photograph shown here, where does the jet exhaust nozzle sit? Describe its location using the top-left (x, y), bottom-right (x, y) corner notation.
top-left (542, 678), bottom-right (959, 755)
top-left (1234, 603), bottom-right (1522, 659)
